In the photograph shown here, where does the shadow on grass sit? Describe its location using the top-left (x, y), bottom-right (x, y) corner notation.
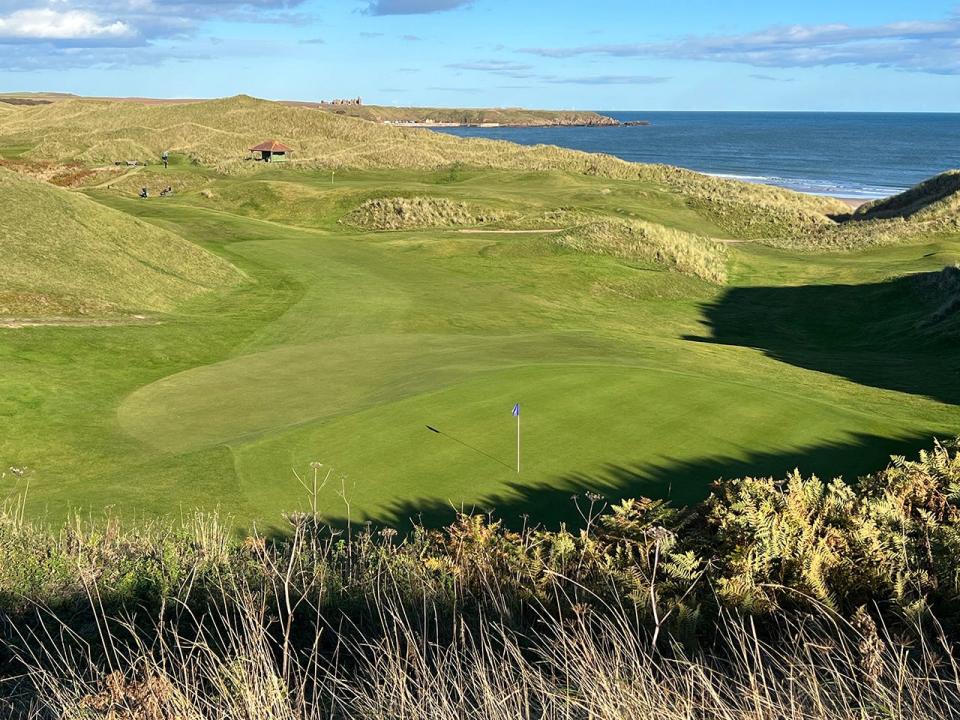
top-left (336, 431), bottom-right (939, 531)
top-left (317, 274), bottom-right (959, 531)
top-left (686, 272), bottom-right (960, 405)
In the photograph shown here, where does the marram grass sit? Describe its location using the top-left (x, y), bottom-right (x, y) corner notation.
top-left (343, 196), bottom-right (510, 230)
top-left (553, 217), bottom-right (729, 283)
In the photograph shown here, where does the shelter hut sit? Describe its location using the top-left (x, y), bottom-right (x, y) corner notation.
top-left (250, 140), bottom-right (293, 163)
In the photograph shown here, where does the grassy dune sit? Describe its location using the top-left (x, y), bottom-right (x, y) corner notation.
top-left (0, 169), bottom-right (241, 317)
top-left (856, 170), bottom-right (960, 224)
top-left (553, 218), bottom-right (728, 283)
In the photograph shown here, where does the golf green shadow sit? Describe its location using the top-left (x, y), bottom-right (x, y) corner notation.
top-left (317, 431), bottom-right (941, 531)
top-left (686, 270), bottom-right (960, 405)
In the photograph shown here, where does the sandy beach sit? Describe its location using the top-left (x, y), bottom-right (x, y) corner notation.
top-left (839, 197), bottom-right (869, 210)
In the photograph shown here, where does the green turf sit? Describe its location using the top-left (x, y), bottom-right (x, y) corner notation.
top-left (1, 166), bottom-right (958, 531)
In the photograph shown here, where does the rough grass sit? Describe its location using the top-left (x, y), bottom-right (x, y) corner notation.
top-left (554, 218), bottom-right (729, 283)
top-left (643, 164), bottom-right (851, 240)
top-left (343, 196), bottom-right (510, 230)
top-left (0, 168), bottom-right (242, 317)
top-left (758, 171), bottom-right (960, 252)
top-left (746, 177), bottom-right (960, 251)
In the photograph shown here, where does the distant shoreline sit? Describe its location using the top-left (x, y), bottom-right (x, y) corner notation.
top-left (381, 119), bottom-right (645, 129)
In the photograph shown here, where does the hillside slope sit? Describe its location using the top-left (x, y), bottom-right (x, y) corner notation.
top-left (0, 96), bottom-right (846, 232)
top-left (0, 169), bottom-right (242, 317)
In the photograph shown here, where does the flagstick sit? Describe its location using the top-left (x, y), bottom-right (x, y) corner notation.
top-left (516, 410), bottom-right (520, 474)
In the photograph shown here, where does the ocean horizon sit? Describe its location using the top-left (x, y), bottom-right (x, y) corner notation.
top-left (432, 111), bottom-right (960, 200)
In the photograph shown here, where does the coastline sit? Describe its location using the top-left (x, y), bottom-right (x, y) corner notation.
top-left (383, 120), bottom-right (625, 128)
top-left (430, 113), bottom-right (957, 203)
top-left (703, 172), bottom-right (888, 204)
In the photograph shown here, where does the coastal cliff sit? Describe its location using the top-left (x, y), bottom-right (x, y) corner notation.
top-left (314, 104), bottom-right (625, 127)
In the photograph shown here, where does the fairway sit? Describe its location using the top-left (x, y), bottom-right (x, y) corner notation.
top-left (2, 164), bottom-right (959, 530)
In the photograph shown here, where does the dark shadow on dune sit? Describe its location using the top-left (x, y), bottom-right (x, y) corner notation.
top-left (268, 274), bottom-right (960, 535)
top-left (323, 431), bottom-right (938, 531)
top-left (686, 272), bottom-right (960, 405)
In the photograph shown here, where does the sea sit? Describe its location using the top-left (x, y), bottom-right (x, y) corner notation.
top-left (432, 112), bottom-right (960, 200)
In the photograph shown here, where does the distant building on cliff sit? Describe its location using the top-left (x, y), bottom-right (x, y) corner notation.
top-left (320, 98), bottom-right (362, 106)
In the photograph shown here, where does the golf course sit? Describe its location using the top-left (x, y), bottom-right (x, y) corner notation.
top-left (1, 96), bottom-right (958, 530)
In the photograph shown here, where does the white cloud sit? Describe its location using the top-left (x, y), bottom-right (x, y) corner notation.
top-left (0, 0), bottom-right (311, 68)
top-left (447, 60), bottom-right (535, 78)
top-left (545, 74), bottom-right (669, 85)
top-left (521, 12), bottom-right (960, 75)
top-left (0, 8), bottom-right (133, 40)
top-left (448, 59), bottom-right (670, 85)
top-left (365, 0), bottom-right (471, 15)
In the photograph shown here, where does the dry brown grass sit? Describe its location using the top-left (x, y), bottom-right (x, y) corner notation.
top-left (343, 196), bottom-right (510, 230)
top-left (13, 578), bottom-right (960, 720)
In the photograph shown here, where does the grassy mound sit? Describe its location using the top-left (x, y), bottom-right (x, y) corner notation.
top-left (760, 171), bottom-right (960, 251)
top-left (856, 170), bottom-right (960, 224)
top-left (189, 178), bottom-right (339, 226)
top-left (0, 169), bottom-right (241, 317)
top-left (344, 196), bottom-right (509, 230)
top-left (761, 216), bottom-right (916, 251)
top-left (643, 164), bottom-right (850, 240)
top-left (553, 218), bottom-right (728, 283)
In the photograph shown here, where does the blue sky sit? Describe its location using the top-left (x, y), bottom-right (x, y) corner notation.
top-left (0, 0), bottom-right (958, 110)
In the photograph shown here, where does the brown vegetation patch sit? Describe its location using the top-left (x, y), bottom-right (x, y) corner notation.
top-left (0, 158), bottom-right (121, 187)
top-left (344, 196), bottom-right (510, 230)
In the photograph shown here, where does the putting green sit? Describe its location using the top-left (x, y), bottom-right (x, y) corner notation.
top-left (118, 333), bottom-right (618, 453)
top-left (231, 362), bottom-right (929, 527)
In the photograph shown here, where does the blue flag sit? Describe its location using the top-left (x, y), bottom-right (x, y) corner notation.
top-left (512, 403), bottom-right (520, 417)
